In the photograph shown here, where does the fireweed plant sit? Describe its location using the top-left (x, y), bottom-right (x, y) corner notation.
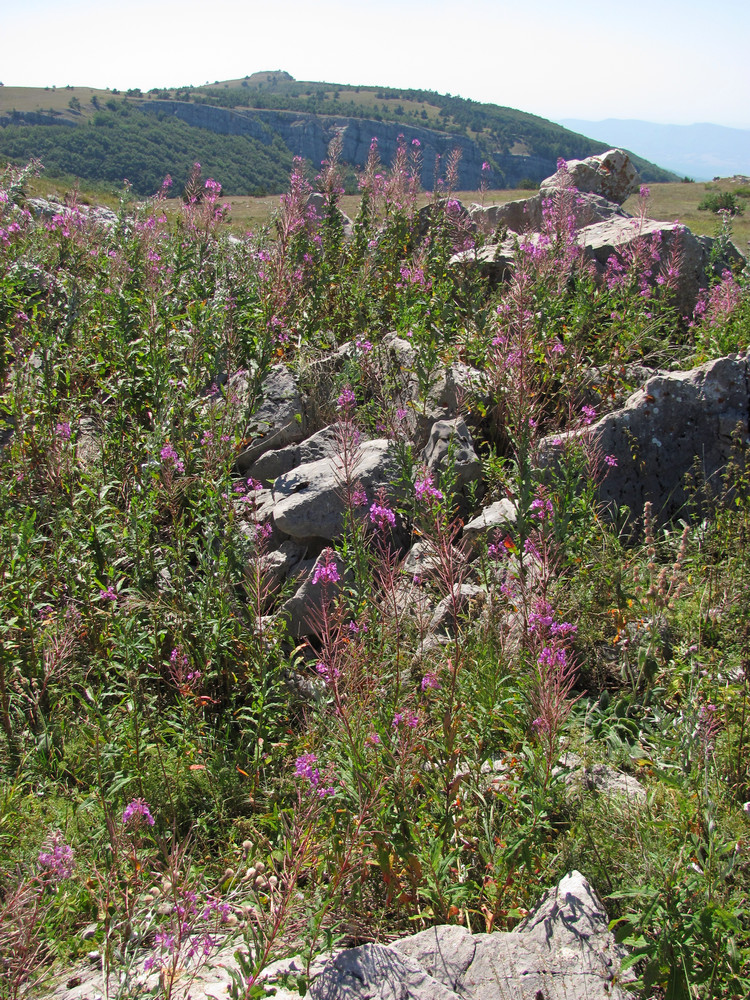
top-left (0, 146), bottom-right (749, 999)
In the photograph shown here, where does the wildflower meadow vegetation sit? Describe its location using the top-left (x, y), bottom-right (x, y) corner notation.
top-left (1, 141), bottom-right (750, 1000)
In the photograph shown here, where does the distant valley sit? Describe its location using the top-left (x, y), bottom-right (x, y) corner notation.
top-left (559, 118), bottom-right (750, 182)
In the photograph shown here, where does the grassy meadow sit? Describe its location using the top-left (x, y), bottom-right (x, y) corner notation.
top-left (1, 146), bottom-right (750, 1000)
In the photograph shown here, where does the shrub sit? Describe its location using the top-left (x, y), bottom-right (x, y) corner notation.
top-left (697, 190), bottom-right (745, 215)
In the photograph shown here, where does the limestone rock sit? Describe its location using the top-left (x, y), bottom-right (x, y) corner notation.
top-left (306, 192), bottom-right (354, 239)
top-left (577, 215), bottom-right (743, 316)
top-left (234, 365), bottom-right (306, 473)
top-left (561, 755), bottom-right (647, 806)
top-left (253, 539), bottom-right (307, 594)
top-left (421, 417), bottom-right (482, 503)
top-left (310, 943), bottom-right (460, 1000)
top-left (449, 239), bottom-right (516, 285)
top-left (462, 499), bottom-right (518, 549)
top-left (25, 197), bottom-right (118, 229)
top-left (272, 437), bottom-right (398, 541)
top-left (247, 424), bottom-right (343, 486)
top-left (541, 149), bottom-right (639, 204)
top-left (402, 540), bottom-right (443, 582)
top-left (538, 352), bottom-right (750, 525)
top-left (463, 871), bottom-right (635, 1000)
top-left (469, 190), bottom-right (629, 236)
top-left (429, 584), bottom-right (485, 636)
top-left (392, 925), bottom-right (476, 991)
top-left (280, 549), bottom-right (347, 638)
top-left (305, 871), bottom-right (633, 1000)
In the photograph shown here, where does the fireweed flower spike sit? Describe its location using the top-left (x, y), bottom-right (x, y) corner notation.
top-left (160, 442), bottom-right (185, 474)
top-left (122, 798), bottom-right (156, 828)
top-left (414, 473), bottom-right (443, 502)
top-left (312, 550), bottom-right (341, 586)
top-left (337, 386), bottom-right (357, 413)
top-left (38, 831), bottom-right (75, 882)
top-left (369, 502), bottom-right (396, 531)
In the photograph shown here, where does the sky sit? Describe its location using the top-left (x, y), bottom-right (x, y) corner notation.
top-left (3, 0), bottom-right (749, 129)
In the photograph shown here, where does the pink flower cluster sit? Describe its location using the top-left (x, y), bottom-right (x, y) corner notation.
top-left (295, 753), bottom-right (335, 797)
top-left (370, 502), bottom-right (396, 531)
top-left (122, 798), bottom-right (155, 828)
top-left (312, 552), bottom-right (341, 586)
top-left (160, 442), bottom-right (185, 474)
top-left (38, 831), bottom-right (75, 882)
top-left (415, 473), bottom-right (443, 503)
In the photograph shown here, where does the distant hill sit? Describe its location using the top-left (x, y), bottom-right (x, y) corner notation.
top-left (0, 75), bottom-right (679, 197)
top-left (559, 119), bottom-right (750, 182)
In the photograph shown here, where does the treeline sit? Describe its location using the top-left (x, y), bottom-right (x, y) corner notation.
top-left (0, 106), bottom-right (294, 196)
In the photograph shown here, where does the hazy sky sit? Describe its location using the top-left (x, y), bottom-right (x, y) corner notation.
top-left (4, 0), bottom-right (749, 129)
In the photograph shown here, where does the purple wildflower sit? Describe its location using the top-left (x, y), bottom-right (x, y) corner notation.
top-left (581, 405), bottom-right (597, 425)
top-left (315, 661), bottom-right (341, 683)
top-left (312, 553), bottom-right (341, 586)
top-left (369, 502), bottom-right (396, 531)
top-left (538, 646), bottom-right (567, 668)
top-left (415, 473), bottom-right (443, 502)
top-left (160, 442), bottom-right (185, 474)
top-left (337, 386), bottom-right (357, 412)
top-left (295, 754), bottom-right (319, 785)
top-left (38, 832), bottom-right (75, 882)
top-left (531, 496), bottom-right (554, 522)
top-left (392, 710), bottom-right (419, 729)
top-left (122, 798), bottom-right (155, 828)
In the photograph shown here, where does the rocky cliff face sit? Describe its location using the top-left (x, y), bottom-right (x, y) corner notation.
top-left (143, 100), bottom-right (555, 188)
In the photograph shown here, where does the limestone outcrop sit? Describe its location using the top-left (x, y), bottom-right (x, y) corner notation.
top-left (538, 352), bottom-right (750, 524)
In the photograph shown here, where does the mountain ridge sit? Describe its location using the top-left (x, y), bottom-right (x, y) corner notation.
top-left (0, 74), bottom-right (679, 196)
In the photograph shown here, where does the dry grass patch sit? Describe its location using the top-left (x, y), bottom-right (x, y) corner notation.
top-left (624, 179), bottom-right (750, 252)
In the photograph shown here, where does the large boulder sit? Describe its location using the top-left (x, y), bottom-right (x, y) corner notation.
top-left (577, 216), bottom-right (744, 317)
top-left (452, 216), bottom-right (744, 317)
top-left (469, 190), bottom-right (629, 236)
top-left (234, 365), bottom-right (307, 473)
top-left (306, 192), bottom-right (354, 239)
top-left (280, 548), bottom-right (348, 638)
top-left (307, 871), bottom-right (634, 1000)
top-left (421, 417), bottom-right (483, 507)
top-left (310, 943), bottom-right (459, 1000)
top-left (463, 871), bottom-right (635, 1000)
top-left (462, 499), bottom-right (518, 550)
top-left (541, 149), bottom-right (639, 205)
top-left (538, 353), bottom-right (750, 525)
top-left (272, 436), bottom-right (399, 540)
